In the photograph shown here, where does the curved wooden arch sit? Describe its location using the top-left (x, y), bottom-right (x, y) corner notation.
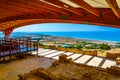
top-left (0, 9), bottom-right (120, 31)
top-left (1, 18), bottom-right (119, 32)
top-left (0, 0), bottom-right (120, 38)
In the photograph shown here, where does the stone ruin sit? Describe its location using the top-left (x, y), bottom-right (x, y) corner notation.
top-left (106, 52), bottom-right (120, 64)
top-left (52, 54), bottom-right (72, 66)
top-left (18, 54), bottom-right (120, 80)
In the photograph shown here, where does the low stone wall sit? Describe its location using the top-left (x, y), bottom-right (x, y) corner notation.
top-left (56, 46), bottom-right (97, 56)
top-left (39, 45), bottom-right (57, 50)
top-left (39, 46), bottom-right (97, 56)
top-left (82, 50), bottom-right (97, 56)
top-left (106, 52), bottom-right (120, 59)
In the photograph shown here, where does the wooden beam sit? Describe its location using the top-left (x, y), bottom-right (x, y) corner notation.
top-left (106, 0), bottom-right (120, 18)
top-left (27, 0), bottom-right (70, 16)
top-left (2, 27), bottom-right (14, 39)
top-left (15, 0), bottom-right (58, 15)
top-left (44, 0), bottom-right (82, 16)
top-left (0, 1), bottom-right (29, 13)
top-left (71, 0), bottom-right (100, 17)
top-left (0, 0), bottom-right (49, 15)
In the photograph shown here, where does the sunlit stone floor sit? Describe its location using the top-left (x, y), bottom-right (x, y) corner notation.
top-left (32, 48), bottom-right (120, 68)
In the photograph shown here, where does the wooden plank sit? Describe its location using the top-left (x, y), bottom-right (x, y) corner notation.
top-left (44, 0), bottom-right (82, 16)
top-left (106, 0), bottom-right (120, 18)
top-left (71, 0), bottom-right (100, 17)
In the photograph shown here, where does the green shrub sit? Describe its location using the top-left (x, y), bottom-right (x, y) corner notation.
top-left (39, 42), bottom-right (45, 46)
top-left (99, 43), bottom-right (111, 50)
top-left (90, 43), bottom-right (98, 49)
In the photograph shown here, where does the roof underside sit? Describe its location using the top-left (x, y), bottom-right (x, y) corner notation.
top-left (0, 0), bottom-right (120, 31)
top-left (60, 0), bottom-right (110, 8)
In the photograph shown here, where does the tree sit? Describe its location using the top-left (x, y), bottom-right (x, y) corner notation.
top-left (91, 43), bottom-right (98, 49)
top-left (76, 45), bottom-right (83, 50)
top-left (99, 43), bottom-right (111, 50)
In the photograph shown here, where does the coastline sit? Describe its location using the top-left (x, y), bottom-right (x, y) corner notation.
top-left (39, 35), bottom-right (120, 58)
top-left (39, 35), bottom-right (118, 46)
top-left (0, 32), bottom-right (119, 45)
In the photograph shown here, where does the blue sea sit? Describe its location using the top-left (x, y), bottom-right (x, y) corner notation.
top-left (0, 31), bottom-right (120, 42)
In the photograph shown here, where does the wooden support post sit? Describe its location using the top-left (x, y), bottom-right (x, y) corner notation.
top-left (37, 41), bottom-right (39, 57)
top-left (19, 38), bottom-right (20, 54)
top-left (0, 51), bottom-right (1, 62)
top-left (3, 52), bottom-right (5, 62)
top-left (30, 37), bottom-right (32, 55)
top-left (26, 40), bottom-right (28, 56)
top-left (10, 40), bottom-right (13, 62)
top-left (2, 27), bottom-right (14, 40)
top-left (9, 48), bottom-right (11, 63)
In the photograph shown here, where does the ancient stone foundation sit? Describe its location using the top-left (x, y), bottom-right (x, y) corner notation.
top-left (106, 52), bottom-right (120, 59)
top-left (18, 54), bottom-right (120, 80)
top-left (52, 54), bottom-right (72, 67)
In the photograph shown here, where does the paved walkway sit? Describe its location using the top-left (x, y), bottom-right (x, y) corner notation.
top-left (32, 48), bottom-right (120, 68)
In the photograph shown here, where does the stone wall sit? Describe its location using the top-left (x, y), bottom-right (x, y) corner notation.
top-left (39, 46), bottom-right (97, 56)
top-left (82, 50), bottom-right (97, 56)
top-left (106, 52), bottom-right (120, 59)
top-left (57, 46), bottom-right (97, 56)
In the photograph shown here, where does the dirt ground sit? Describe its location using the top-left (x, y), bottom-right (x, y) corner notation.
top-left (0, 56), bottom-right (55, 80)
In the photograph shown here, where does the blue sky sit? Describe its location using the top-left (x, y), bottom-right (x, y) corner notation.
top-left (14, 23), bottom-right (120, 32)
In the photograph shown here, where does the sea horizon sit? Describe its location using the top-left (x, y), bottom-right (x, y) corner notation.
top-left (0, 31), bottom-right (120, 43)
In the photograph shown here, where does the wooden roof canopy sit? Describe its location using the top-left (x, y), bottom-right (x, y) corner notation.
top-left (0, 0), bottom-right (120, 37)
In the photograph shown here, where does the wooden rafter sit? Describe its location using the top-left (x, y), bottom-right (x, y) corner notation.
top-left (44, 0), bottom-right (82, 16)
top-left (106, 0), bottom-right (120, 18)
top-left (14, 0), bottom-right (58, 15)
top-left (0, 0), bottom-right (50, 15)
top-left (1, 0), bottom-right (120, 31)
top-left (71, 0), bottom-right (100, 17)
top-left (27, 0), bottom-right (70, 15)
top-left (0, 2), bottom-right (29, 13)
top-left (0, 8), bottom-right (20, 15)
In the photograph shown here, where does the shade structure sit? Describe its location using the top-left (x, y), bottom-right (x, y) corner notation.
top-left (0, 0), bottom-right (120, 37)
